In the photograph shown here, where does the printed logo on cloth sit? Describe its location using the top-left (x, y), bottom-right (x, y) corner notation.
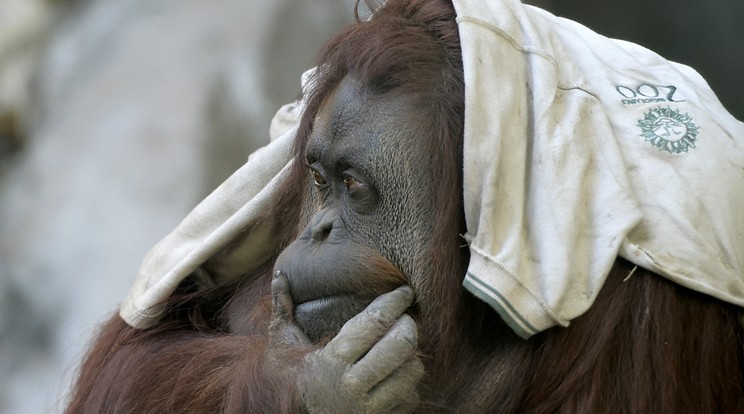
top-left (637, 106), bottom-right (699, 154)
top-left (616, 83), bottom-right (684, 106)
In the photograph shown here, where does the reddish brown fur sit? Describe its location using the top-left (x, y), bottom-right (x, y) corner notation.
top-left (65, 0), bottom-right (744, 412)
top-left (521, 258), bottom-right (744, 413)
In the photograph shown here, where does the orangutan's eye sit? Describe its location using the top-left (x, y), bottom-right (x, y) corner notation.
top-left (343, 175), bottom-right (361, 192)
top-left (342, 172), bottom-right (371, 202)
top-left (310, 167), bottom-right (328, 187)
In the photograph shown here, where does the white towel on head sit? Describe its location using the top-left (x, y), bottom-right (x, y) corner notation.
top-left (118, 70), bottom-right (310, 328)
top-left (120, 1), bottom-right (744, 337)
top-left (453, 0), bottom-right (744, 338)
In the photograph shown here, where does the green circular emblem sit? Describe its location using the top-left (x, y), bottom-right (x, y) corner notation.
top-left (637, 106), bottom-right (699, 154)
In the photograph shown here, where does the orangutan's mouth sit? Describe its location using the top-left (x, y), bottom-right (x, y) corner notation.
top-left (292, 294), bottom-right (374, 341)
top-left (294, 294), bottom-right (356, 314)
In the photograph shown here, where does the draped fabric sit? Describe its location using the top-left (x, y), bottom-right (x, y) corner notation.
top-left (121, 2), bottom-right (744, 338)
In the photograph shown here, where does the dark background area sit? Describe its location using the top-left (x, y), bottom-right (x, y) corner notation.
top-left (529, 0), bottom-right (744, 120)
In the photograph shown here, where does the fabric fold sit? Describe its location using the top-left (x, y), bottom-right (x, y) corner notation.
top-left (454, 0), bottom-right (744, 337)
top-left (121, 1), bottom-right (744, 337)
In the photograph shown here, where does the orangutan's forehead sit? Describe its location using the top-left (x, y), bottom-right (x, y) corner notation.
top-left (306, 76), bottom-right (417, 167)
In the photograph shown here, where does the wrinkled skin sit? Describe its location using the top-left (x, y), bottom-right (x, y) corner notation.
top-left (272, 76), bottom-right (436, 340)
top-left (267, 76), bottom-right (437, 411)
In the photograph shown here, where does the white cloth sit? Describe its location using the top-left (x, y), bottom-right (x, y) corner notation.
top-left (118, 76), bottom-right (307, 328)
top-left (454, 0), bottom-right (744, 338)
top-left (120, 1), bottom-right (744, 336)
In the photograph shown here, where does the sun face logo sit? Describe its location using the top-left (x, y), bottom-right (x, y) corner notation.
top-left (637, 106), bottom-right (699, 154)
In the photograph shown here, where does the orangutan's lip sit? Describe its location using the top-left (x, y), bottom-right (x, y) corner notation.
top-left (295, 295), bottom-right (351, 308)
top-left (294, 294), bottom-right (353, 314)
top-left (292, 290), bottom-right (362, 305)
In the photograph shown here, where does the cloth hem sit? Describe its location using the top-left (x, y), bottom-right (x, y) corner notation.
top-left (464, 248), bottom-right (569, 338)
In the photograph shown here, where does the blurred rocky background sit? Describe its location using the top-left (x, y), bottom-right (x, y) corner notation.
top-left (0, 0), bottom-right (740, 412)
top-left (0, 0), bottom-right (355, 412)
